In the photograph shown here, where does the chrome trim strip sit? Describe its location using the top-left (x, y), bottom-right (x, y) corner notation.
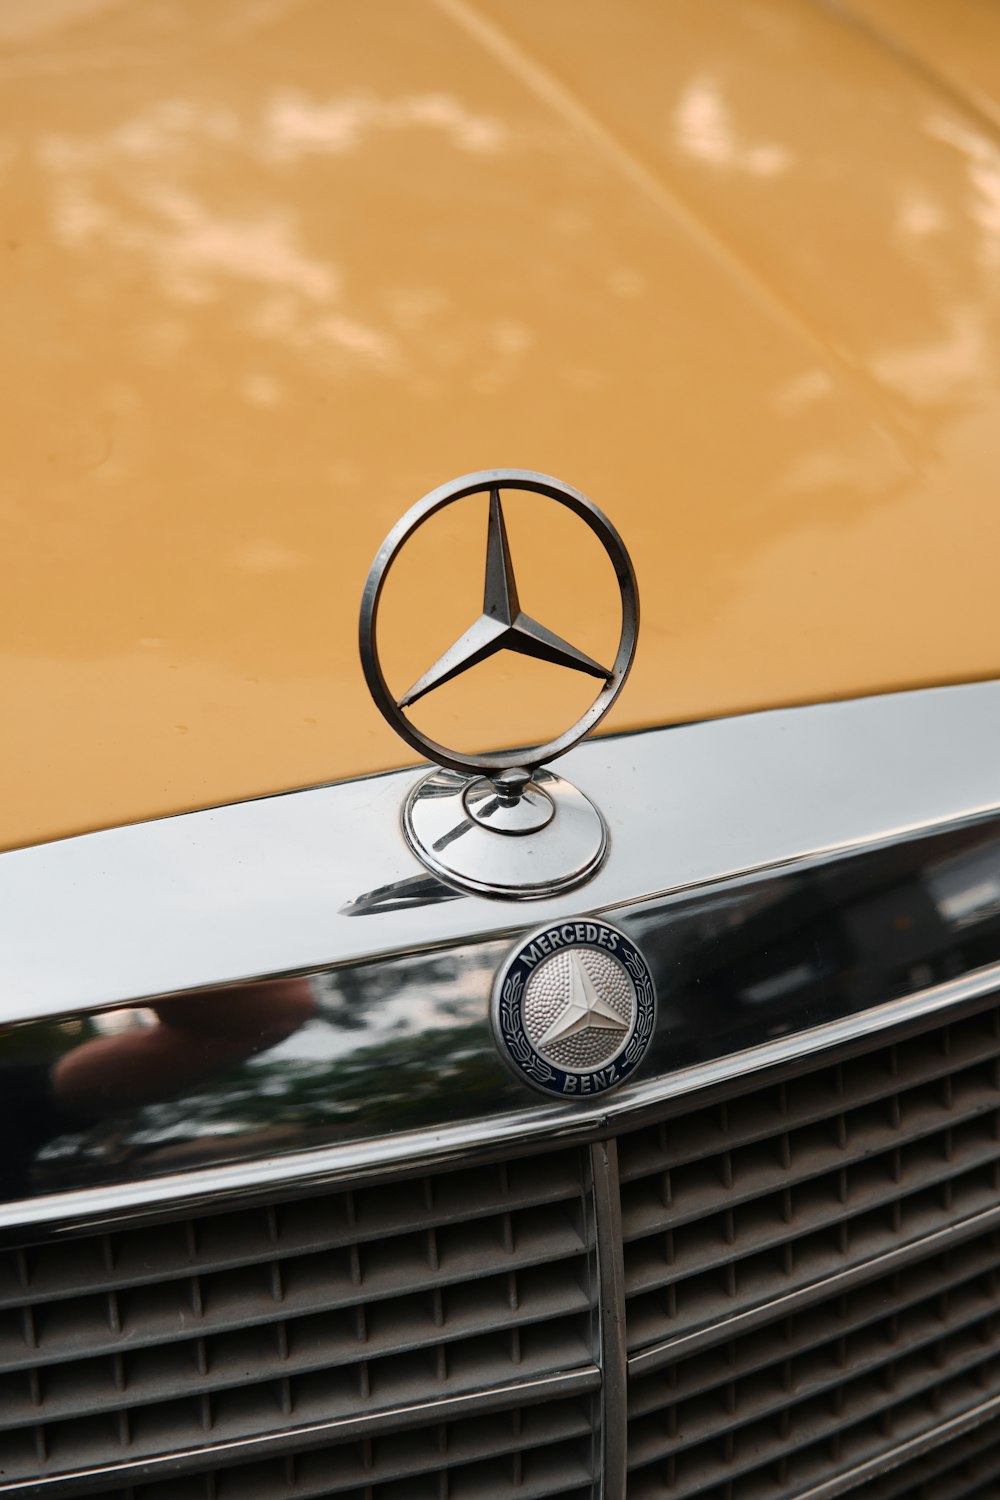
top-left (0, 1368), bottom-right (601, 1496)
top-left (591, 1140), bottom-right (627, 1500)
top-left (3, 681), bottom-right (1000, 1024)
top-left (791, 1390), bottom-right (1000, 1500)
top-left (627, 1197), bottom-right (1000, 1379)
top-left (3, 956), bottom-right (999, 1239)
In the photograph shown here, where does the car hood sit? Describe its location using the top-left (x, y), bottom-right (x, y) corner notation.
top-left (3, 0), bottom-right (1000, 851)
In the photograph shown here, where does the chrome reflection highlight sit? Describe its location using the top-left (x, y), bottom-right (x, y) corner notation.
top-left (3, 808), bottom-right (1000, 1209)
top-left (3, 683), bottom-right (1000, 1025)
top-left (402, 767), bottom-right (607, 899)
top-left (358, 469), bottom-right (639, 779)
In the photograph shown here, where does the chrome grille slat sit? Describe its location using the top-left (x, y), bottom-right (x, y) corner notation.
top-left (625, 1136), bottom-right (1000, 1349)
top-left (628, 1199), bottom-right (1000, 1377)
top-left (96, 1393), bottom-right (598, 1500)
top-left (859, 1413), bottom-right (1000, 1499)
top-left (0, 1158), bottom-right (585, 1313)
top-left (0, 1373), bottom-right (603, 1498)
top-left (2, 1333), bottom-right (597, 1488)
top-left (628, 1229), bottom-right (1000, 1418)
top-left (628, 1341), bottom-right (1000, 1498)
top-left (590, 1140), bottom-right (626, 1500)
top-left (628, 1255), bottom-right (1000, 1458)
top-left (624, 1093), bottom-right (1000, 1255)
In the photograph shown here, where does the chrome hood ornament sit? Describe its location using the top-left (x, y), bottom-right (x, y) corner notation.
top-left (360, 470), bottom-right (639, 897)
top-left (396, 488), bottom-right (613, 715)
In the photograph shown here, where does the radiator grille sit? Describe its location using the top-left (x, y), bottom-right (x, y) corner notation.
top-left (621, 1000), bottom-right (1000, 1498)
top-left (0, 1149), bottom-right (596, 1490)
top-left (620, 1003), bottom-right (1000, 1353)
top-left (9, 997), bottom-right (1000, 1497)
top-left (627, 1226), bottom-right (1000, 1496)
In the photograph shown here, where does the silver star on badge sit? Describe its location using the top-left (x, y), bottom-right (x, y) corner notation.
top-left (537, 951), bottom-right (629, 1055)
top-left (398, 488), bottom-right (612, 709)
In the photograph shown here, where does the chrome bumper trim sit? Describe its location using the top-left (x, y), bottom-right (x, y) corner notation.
top-left (3, 681), bottom-right (1000, 1024)
top-left (2, 680), bottom-right (1000, 1218)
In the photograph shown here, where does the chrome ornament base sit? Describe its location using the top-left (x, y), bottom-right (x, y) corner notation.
top-left (403, 767), bottom-right (608, 899)
top-left (463, 768), bottom-right (555, 834)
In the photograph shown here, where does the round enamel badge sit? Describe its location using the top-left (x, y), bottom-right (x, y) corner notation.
top-left (491, 919), bottom-right (656, 1098)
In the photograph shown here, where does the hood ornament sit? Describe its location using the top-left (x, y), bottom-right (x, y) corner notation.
top-left (397, 488), bottom-right (613, 713)
top-left (360, 470), bottom-right (639, 897)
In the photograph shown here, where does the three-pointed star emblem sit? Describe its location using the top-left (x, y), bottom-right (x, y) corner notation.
top-left (537, 950), bottom-right (629, 1054)
top-left (398, 487), bottom-right (612, 710)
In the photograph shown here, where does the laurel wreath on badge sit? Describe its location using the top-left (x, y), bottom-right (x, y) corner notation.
top-left (621, 949), bottom-right (655, 1065)
top-left (499, 971), bottom-right (555, 1085)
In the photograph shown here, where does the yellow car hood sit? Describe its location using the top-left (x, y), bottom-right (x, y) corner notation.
top-left (3, 0), bottom-right (1000, 851)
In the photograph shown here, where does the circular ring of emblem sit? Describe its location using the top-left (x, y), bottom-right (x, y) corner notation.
top-left (491, 918), bottom-right (656, 1098)
top-left (359, 469), bottom-right (639, 777)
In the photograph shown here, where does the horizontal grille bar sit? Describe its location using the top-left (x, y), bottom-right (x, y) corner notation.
top-left (629, 1237), bottom-right (1000, 1458)
top-left (629, 1228), bottom-right (1000, 1420)
top-left (42, 1387), bottom-right (599, 1500)
top-left (629, 1198), bottom-right (1000, 1376)
top-left (621, 1067), bottom-right (1000, 1244)
top-left (629, 1321), bottom-right (1000, 1497)
top-left (0, 1373), bottom-right (602, 1497)
top-left (858, 1411), bottom-right (1000, 1499)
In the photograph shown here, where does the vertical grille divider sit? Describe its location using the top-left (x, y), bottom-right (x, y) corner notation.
top-left (591, 1139), bottom-right (626, 1500)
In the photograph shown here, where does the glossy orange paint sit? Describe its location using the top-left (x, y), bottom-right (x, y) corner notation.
top-left (2, 0), bottom-right (1000, 852)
